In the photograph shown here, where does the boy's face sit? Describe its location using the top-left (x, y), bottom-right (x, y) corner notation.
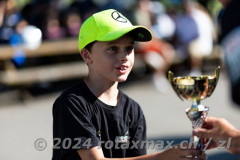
top-left (88, 35), bottom-right (135, 82)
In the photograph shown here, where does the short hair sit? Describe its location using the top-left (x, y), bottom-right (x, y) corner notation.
top-left (84, 41), bottom-right (96, 52)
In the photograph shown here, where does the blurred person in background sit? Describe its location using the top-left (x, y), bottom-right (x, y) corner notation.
top-left (0, 0), bottom-right (7, 28)
top-left (133, 0), bottom-right (152, 30)
top-left (193, 0), bottom-right (240, 156)
top-left (133, 0), bottom-right (176, 93)
top-left (21, 0), bottom-right (83, 40)
top-left (67, 0), bottom-right (99, 22)
top-left (21, 0), bottom-right (50, 38)
top-left (218, 0), bottom-right (240, 105)
top-left (0, 0), bottom-right (28, 45)
top-left (187, 0), bottom-right (216, 76)
top-left (64, 9), bottom-right (82, 37)
top-left (172, 0), bottom-right (199, 75)
top-left (172, 0), bottom-right (216, 76)
top-left (0, 0), bottom-right (42, 67)
top-left (44, 7), bottom-right (66, 40)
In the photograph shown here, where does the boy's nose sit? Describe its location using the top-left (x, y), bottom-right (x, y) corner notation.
top-left (120, 49), bottom-right (130, 61)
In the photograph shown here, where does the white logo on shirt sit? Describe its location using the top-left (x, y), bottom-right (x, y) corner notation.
top-left (115, 131), bottom-right (130, 143)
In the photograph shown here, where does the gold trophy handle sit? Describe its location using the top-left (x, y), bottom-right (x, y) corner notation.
top-left (215, 66), bottom-right (221, 83)
top-left (168, 71), bottom-right (184, 101)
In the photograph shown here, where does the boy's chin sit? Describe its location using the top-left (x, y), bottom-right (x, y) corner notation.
top-left (116, 76), bottom-right (128, 82)
top-left (117, 79), bottom-right (127, 83)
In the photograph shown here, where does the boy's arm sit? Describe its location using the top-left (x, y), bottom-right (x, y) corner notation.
top-left (77, 147), bottom-right (158, 160)
top-left (77, 146), bottom-right (205, 160)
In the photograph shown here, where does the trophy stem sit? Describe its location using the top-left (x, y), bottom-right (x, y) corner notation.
top-left (186, 102), bottom-right (209, 153)
top-left (192, 100), bottom-right (200, 108)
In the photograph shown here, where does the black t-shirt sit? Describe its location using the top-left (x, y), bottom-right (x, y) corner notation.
top-left (52, 80), bottom-right (147, 160)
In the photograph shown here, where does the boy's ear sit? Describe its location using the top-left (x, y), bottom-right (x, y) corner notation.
top-left (80, 49), bottom-right (93, 64)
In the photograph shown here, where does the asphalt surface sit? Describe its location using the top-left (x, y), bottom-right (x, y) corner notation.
top-left (0, 71), bottom-right (240, 160)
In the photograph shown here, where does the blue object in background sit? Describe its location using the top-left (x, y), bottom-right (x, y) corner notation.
top-left (9, 34), bottom-right (23, 47)
top-left (12, 49), bottom-right (26, 67)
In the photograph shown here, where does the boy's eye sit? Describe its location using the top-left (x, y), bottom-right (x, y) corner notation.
top-left (126, 46), bottom-right (134, 53)
top-left (108, 46), bottom-right (117, 52)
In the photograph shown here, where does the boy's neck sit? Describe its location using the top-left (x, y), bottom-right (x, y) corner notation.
top-left (84, 77), bottom-right (119, 106)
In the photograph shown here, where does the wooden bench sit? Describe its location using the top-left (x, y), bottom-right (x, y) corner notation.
top-left (0, 38), bottom-right (79, 59)
top-left (0, 38), bottom-right (87, 86)
top-left (0, 38), bottom-right (147, 88)
top-left (0, 62), bottom-right (88, 86)
top-left (0, 38), bottom-right (222, 88)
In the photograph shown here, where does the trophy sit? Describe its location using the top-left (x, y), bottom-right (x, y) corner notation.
top-left (168, 66), bottom-right (220, 153)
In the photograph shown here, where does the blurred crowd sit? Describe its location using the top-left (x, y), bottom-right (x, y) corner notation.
top-left (0, 0), bottom-right (223, 93)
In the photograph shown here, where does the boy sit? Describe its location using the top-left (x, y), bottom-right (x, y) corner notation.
top-left (52, 9), bottom-right (204, 160)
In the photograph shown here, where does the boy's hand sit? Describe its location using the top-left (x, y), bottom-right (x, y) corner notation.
top-left (77, 144), bottom-right (207, 160)
top-left (159, 144), bottom-right (206, 160)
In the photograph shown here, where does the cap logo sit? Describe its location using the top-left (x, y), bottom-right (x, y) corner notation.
top-left (138, 33), bottom-right (145, 39)
top-left (111, 11), bottom-right (128, 23)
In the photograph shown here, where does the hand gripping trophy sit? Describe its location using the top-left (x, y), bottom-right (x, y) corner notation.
top-left (168, 66), bottom-right (220, 157)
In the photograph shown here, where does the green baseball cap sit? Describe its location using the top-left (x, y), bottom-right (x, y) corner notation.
top-left (78, 9), bottom-right (152, 51)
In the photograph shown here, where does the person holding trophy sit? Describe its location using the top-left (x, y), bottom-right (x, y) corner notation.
top-left (193, 117), bottom-right (240, 154)
top-left (191, 0), bottom-right (240, 156)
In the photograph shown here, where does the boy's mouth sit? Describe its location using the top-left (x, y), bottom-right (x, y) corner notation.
top-left (116, 65), bottom-right (128, 70)
top-left (116, 65), bottom-right (130, 74)
top-left (120, 66), bottom-right (127, 70)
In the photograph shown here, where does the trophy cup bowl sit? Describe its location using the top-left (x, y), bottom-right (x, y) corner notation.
top-left (168, 66), bottom-right (220, 152)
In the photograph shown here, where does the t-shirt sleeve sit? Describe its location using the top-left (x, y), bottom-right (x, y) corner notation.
top-left (126, 106), bottom-right (147, 157)
top-left (52, 95), bottom-right (99, 159)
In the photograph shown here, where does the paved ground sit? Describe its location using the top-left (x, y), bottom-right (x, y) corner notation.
top-left (0, 71), bottom-right (240, 160)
